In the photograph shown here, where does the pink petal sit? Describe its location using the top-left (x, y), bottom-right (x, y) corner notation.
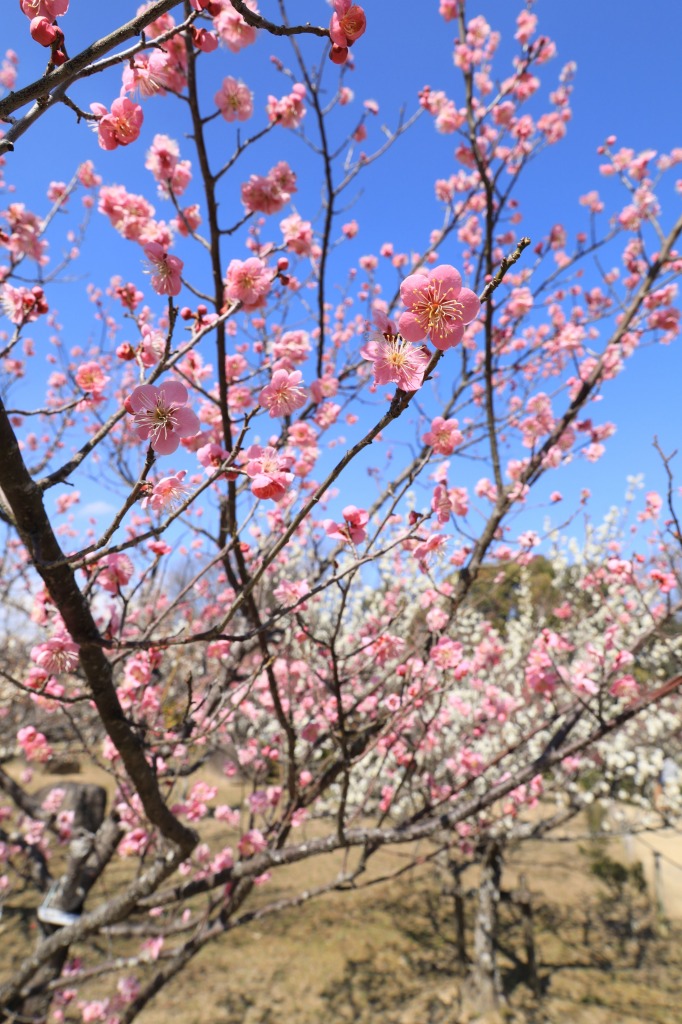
top-left (152, 432), bottom-right (180, 455)
top-left (173, 407), bottom-right (201, 437)
top-left (458, 287), bottom-right (481, 324)
top-left (430, 264), bottom-right (462, 294)
top-left (157, 380), bottom-right (188, 406)
top-left (399, 272), bottom-right (430, 307)
top-left (397, 311), bottom-right (426, 342)
top-left (130, 384), bottom-right (159, 413)
top-left (432, 323), bottom-right (464, 351)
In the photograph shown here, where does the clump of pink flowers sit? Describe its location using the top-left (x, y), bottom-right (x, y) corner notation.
top-left (242, 445), bottom-right (295, 502)
top-left (329, 0), bottom-right (366, 65)
top-left (90, 97), bottom-right (144, 151)
top-left (399, 264), bottom-right (480, 351)
top-left (126, 381), bottom-right (200, 455)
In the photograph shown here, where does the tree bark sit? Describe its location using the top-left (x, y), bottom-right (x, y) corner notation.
top-left (460, 841), bottom-right (506, 1022)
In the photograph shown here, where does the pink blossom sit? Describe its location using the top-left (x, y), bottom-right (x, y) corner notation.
top-left (243, 445), bottom-right (295, 502)
top-left (98, 553), bottom-right (134, 594)
top-left (362, 331), bottom-right (430, 393)
top-left (239, 828), bottom-right (267, 857)
top-left (267, 84), bottom-right (307, 129)
top-left (399, 265), bottom-right (480, 350)
top-left (197, 443), bottom-right (230, 474)
top-left (120, 50), bottom-right (175, 99)
top-left (422, 416), bottom-right (463, 455)
top-left (145, 135), bottom-right (192, 197)
top-left (98, 185), bottom-right (156, 242)
top-left (74, 361), bottom-right (110, 394)
top-left (138, 323), bottom-right (166, 367)
top-left (20, 0), bottom-right (68, 17)
top-left (127, 381), bottom-right (200, 455)
top-left (17, 726), bottom-right (53, 764)
top-left (174, 203), bottom-right (202, 238)
top-left (214, 0), bottom-right (259, 53)
top-left (144, 242), bottom-right (184, 297)
top-left (1, 284), bottom-right (48, 324)
top-left (224, 257), bottom-right (272, 311)
top-left (259, 369), bottom-right (307, 417)
top-left (142, 471), bottom-right (189, 513)
top-left (90, 97), bottom-right (143, 151)
top-left (280, 213), bottom-right (313, 256)
top-left (191, 26), bottom-right (218, 52)
top-left (241, 162), bottom-right (297, 215)
top-left (439, 0), bottom-right (459, 20)
top-left (324, 505), bottom-right (369, 545)
top-left (329, 2), bottom-right (366, 55)
top-left (309, 374), bottom-right (338, 403)
top-left (2, 202), bottom-right (46, 262)
top-left (215, 77), bottom-right (254, 122)
top-left (31, 632), bottom-right (79, 674)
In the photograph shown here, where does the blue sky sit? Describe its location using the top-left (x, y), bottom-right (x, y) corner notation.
top-left (2, 1), bottom-right (682, 548)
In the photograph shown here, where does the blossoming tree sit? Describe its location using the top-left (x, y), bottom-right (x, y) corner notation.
top-left (0, 1), bottom-right (681, 1020)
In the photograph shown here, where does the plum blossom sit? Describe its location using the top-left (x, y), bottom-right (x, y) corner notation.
top-left (363, 334), bottom-right (429, 393)
top-left (144, 242), bottom-right (184, 297)
top-left (1, 284), bottom-right (48, 325)
top-left (267, 84), bottom-right (307, 129)
top-left (74, 361), bottom-right (110, 394)
top-left (329, 1), bottom-right (366, 64)
top-left (98, 553), bottom-right (134, 594)
top-left (399, 264), bottom-right (480, 350)
top-left (259, 369), bottom-right (307, 417)
top-left (20, 0), bottom-right (68, 17)
top-left (127, 381), bottom-right (200, 455)
top-left (213, 0), bottom-right (259, 52)
top-left (31, 632), bottom-right (79, 674)
top-left (361, 311), bottom-right (429, 392)
top-left (142, 471), bottom-right (189, 513)
top-left (224, 256), bottom-right (272, 311)
top-left (280, 213), bottom-right (313, 255)
top-left (241, 161), bottom-right (297, 215)
top-left (324, 505), bottom-right (369, 545)
top-left (121, 50), bottom-right (175, 99)
top-left (90, 98), bottom-right (143, 151)
top-left (422, 416), bottom-right (463, 455)
top-left (242, 445), bottom-right (295, 501)
top-left (215, 77), bottom-right (253, 122)
top-left (17, 726), bottom-right (53, 764)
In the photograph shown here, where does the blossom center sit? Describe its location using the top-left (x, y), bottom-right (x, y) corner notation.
top-left (417, 291), bottom-right (464, 333)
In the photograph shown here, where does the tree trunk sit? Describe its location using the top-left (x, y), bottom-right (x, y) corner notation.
top-left (459, 841), bottom-right (506, 1022)
top-left (7, 814), bottom-right (122, 1023)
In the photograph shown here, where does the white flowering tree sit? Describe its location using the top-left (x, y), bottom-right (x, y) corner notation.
top-left (0, 1), bottom-right (681, 1021)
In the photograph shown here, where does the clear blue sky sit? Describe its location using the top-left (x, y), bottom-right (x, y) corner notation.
top-left (2, 1), bottom-right (682, 543)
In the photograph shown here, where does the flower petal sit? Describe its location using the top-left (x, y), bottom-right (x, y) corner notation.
top-left (430, 264), bottom-right (463, 294)
top-left (129, 384), bottom-right (159, 413)
top-left (458, 287), bottom-right (481, 324)
top-left (397, 311), bottom-right (426, 342)
top-left (157, 380), bottom-right (188, 406)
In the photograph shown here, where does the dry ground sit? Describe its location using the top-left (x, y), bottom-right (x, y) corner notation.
top-left (3, 762), bottom-right (682, 1024)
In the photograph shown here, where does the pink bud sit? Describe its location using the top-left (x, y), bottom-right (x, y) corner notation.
top-left (116, 342), bottom-right (136, 361)
top-left (30, 16), bottom-right (59, 46)
top-left (329, 45), bottom-right (349, 65)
